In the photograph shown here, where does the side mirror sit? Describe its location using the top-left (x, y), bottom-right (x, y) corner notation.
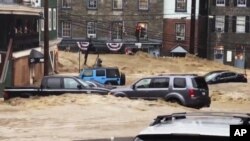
top-left (77, 84), bottom-right (83, 89)
top-left (132, 85), bottom-right (136, 89)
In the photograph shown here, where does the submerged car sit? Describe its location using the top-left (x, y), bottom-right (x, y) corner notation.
top-left (204, 70), bottom-right (247, 84)
top-left (109, 74), bottom-right (210, 108)
top-left (134, 112), bottom-right (250, 141)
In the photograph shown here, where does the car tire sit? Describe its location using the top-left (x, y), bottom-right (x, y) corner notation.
top-left (167, 98), bottom-right (183, 106)
top-left (120, 72), bottom-right (126, 85)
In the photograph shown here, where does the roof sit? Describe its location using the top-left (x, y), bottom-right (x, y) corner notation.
top-left (83, 67), bottom-right (119, 70)
top-left (138, 112), bottom-right (250, 137)
top-left (170, 45), bottom-right (188, 53)
top-left (0, 5), bottom-right (42, 16)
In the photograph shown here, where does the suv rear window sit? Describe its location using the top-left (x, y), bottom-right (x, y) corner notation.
top-left (106, 68), bottom-right (120, 78)
top-left (192, 77), bottom-right (208, 89)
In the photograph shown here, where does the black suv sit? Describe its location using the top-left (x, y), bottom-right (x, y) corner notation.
top-left (109, 74), bottom-right (210, 108)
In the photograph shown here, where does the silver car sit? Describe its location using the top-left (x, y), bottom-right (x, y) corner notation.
top-left (134, 112), bottom-right (250, 141)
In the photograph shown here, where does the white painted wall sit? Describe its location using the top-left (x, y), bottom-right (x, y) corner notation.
top-left (163, 0), bottom-right (200, 19)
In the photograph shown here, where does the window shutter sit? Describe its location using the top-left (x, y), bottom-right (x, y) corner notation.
top-left (226, 0), bottom-right (230, 6)
top-left (225, 15), bottom-right (229, 32)
top-left (247, 0), bottom-right (250, 7)
top-left (234, 0), bottom-right (237, 6)
top-left (232, 16), bottom-right (236, 33)
top-left (210, 16), bottom-right (216, 32)
top-left (246, 16), bottom-right (250, 33)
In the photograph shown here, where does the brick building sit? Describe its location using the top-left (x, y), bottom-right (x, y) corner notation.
top-left (58, 0), bottom-right (163, 55)
top-left (205, 0), bottom-right (250, 69)
top-left (162, 0), bottom-right (201, 56)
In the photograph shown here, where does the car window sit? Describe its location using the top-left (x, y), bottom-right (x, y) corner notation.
top-left (64, 78), bottom-right (79, 89)
top-left (192, 77), bottom-right (208, 89)
top-left (150, 78), bottom-right (169, 88)
top-left (135, 78), bottom-right (151, 88)
top-left (173, 78), bottom-right (186, 88)
top-left (106, 68), bottom-right (120, 78)
top-left (83, 69), bottom-right (93, 77)
top-left (96, 70), bottom-right (105, 76)
top-left (46, 78), bottom-right (61, 89)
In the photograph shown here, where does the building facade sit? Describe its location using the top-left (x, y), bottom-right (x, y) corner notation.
top-left (0, 0), bottom-right (59, 95)
top-left (58, 0), bottom-right (163, 55)
top-left (205, 0), bottom-right (250, 69)
top-left (162, 0), bottom-right (200, 56)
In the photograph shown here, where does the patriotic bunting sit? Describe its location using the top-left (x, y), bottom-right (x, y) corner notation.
top-left (106, 43), bottom-right (123, 51)
top-left (76, 42), bottom-right (89, 51)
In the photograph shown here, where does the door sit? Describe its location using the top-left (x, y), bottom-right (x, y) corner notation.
top-left (145, 77), bottom-right (170, 99)
top-left (129, 78), bottom-right (152, 98)
top-left (95, 69), bottom-right (106, 84)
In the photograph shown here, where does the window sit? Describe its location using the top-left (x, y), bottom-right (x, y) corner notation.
top-left (62, 21), bottom-right (71, 37)
top-left (236, 16), bottom-right (245, 33)
top-left (112, 21), bottom-right (123, 40)
top-left (173, 78), bottom-right (186, 88)
top-left (88, 0), bottom-right (97, 9)
top-left (106, 69), bottom-right (120, 78)
top-left (62, 0), bottom-right (71, 8)
top-left (176, 0), bottom-right (187, 12)
top-left (150, 78), bottom-right (169, 88)
top-left (47, 78), bottom-right (61, 89)
top-left (83, 70), bottom-right (93, 77)
top-left (137, 22), bottom-right (148, 39)
top-left (138, 0), bottom-right (149, 10)
top-left (64, 78), bottom-right (79, 89)
top-left (87, 22), bottom-right (96, 38)
top-left (216, 0), bottom-right (225, 6)
top-left (113, 0), bottom-right (123, 10)
top-left (135, 78), bottom-right (151, 88)
top-left (237, 0), bottom-right (247, 7)
top-left (53, 8), bottom-right (57, 30)
top-left (215, 16), bottom-right (225, 32)
top-left (48, 8), bottom-right (52, 31)
top-left (175, 23), bottom-right (185, 40)
top-left (96, 70), bottom-right (105, 76)
top-left (41, 19), bottom-right (44, 31)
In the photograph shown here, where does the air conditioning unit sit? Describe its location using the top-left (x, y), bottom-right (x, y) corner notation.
top-left (87, 34), bottom-right (96, 38)
top-left (216, 27), bottom-right (222, 32)
top-left (176, 36), bottom-right (185, 41)
top-left (31, 0), bottom-right (41, 7)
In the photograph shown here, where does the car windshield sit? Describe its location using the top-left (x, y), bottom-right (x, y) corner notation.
top-left (87, 80), bottom-right (105, 87)
top-left (205, 73), bottom-right (219, 82)
top-left (76, 78), bottom-right (91, 88)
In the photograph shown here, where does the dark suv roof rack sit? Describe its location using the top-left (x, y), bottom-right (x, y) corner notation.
top-left (150, 112), bottom-right (250, 126)
top-left (158, 74), bottom-right (198, 76)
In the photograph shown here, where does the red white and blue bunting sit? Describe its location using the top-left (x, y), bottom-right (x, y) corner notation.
top-left (106, 43), bottom-right (123, 51)
top-left (76, 42), bottom-right (89, 51)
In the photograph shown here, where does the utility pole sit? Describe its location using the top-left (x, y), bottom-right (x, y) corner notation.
top-left (189, 0), bottom-right (196, 54)
top-left (44, 0), bottom-right (49, 76)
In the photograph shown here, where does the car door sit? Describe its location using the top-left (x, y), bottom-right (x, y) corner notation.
top-left (63, 77), bottom-right (88, 94)
top-left (146, 77), bottom-right (170, 99)
top-left (95, 69), bottom-right (106, 84)
top-left (43, 77), bottom-right (64, 96)
top-left (128, 78), bottom-right (152, 98)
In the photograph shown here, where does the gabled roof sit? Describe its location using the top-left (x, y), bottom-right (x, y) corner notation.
top-left (170, 45), bottom-right (188, 53)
